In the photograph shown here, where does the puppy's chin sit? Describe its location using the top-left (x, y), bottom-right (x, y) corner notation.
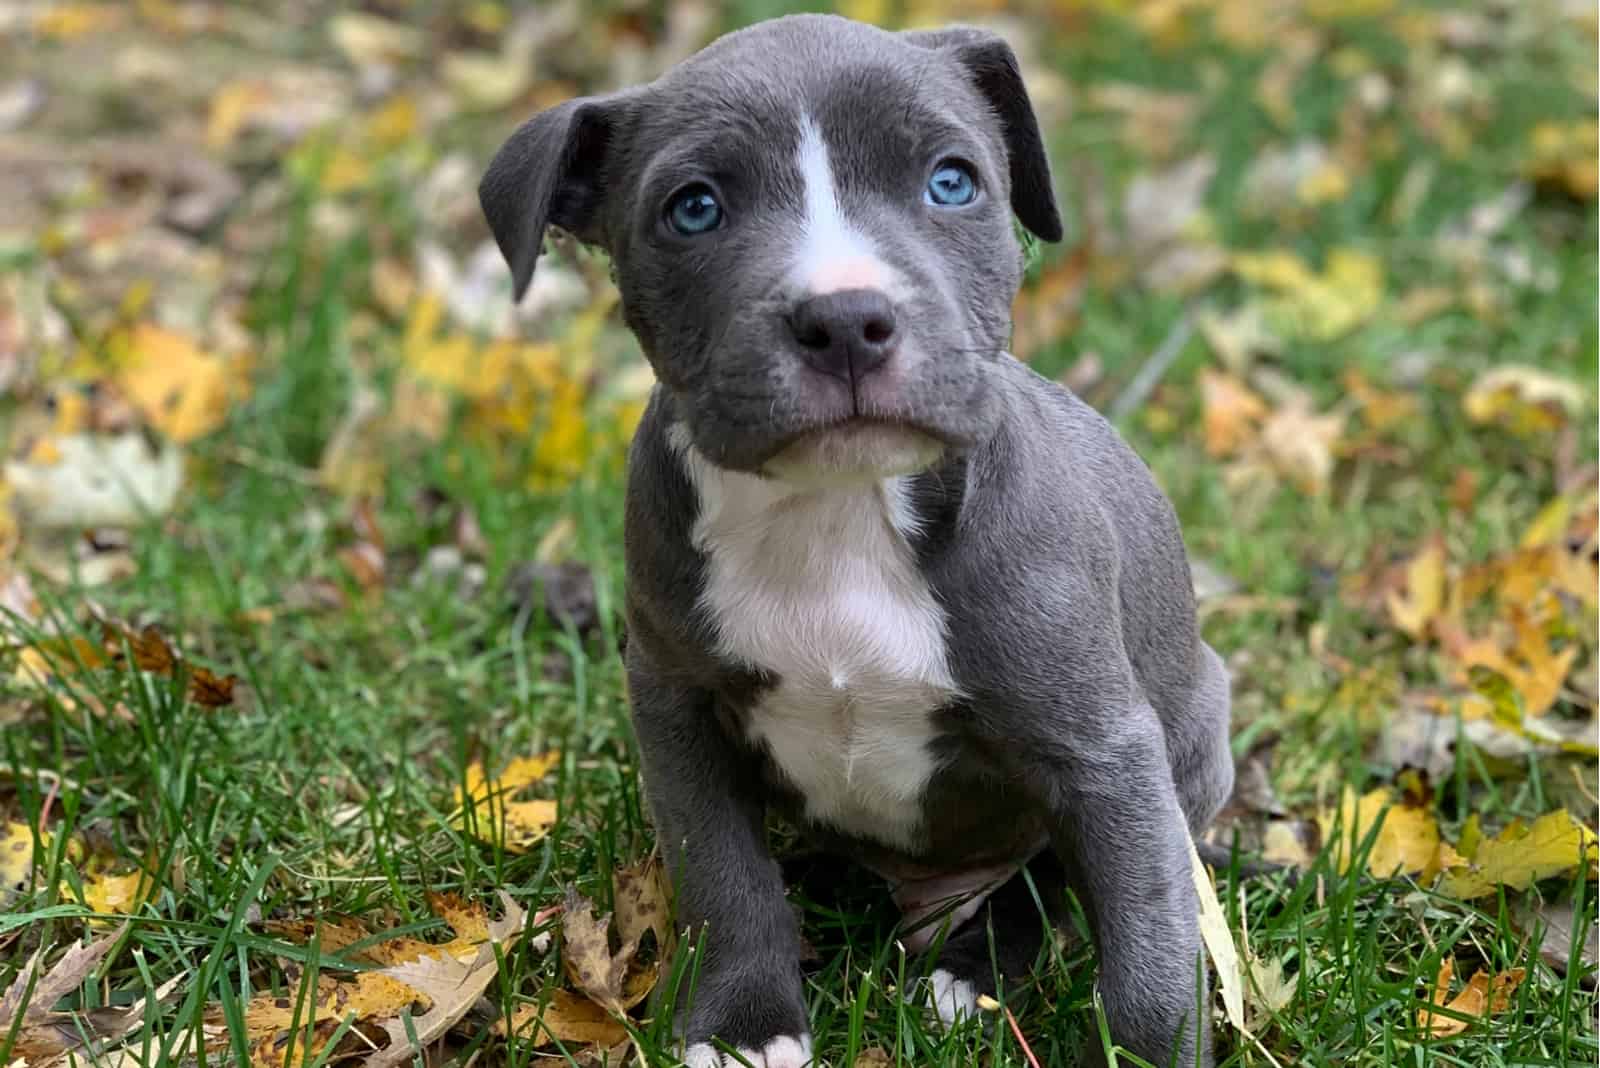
top-left (760, 422), bottom-right (944, 486)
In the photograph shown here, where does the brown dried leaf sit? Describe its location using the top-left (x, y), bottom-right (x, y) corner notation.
top-left (613, 854), bottom-right (670, 954)
top-left (1417, 959), bottom-right (1526, 1038)
top-left (0, 924), bottom-right (126, 1027)
top-left (562, 888), bottom-right (632, 1014)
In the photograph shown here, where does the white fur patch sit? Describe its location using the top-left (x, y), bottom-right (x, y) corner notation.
top-left (683, 1034), bottom-right (813, 1068)
top-left (762, 423), bottom-right (944, 486)
top-left (672, 426), bottom-right (957, 853)
top-left (925, 969), bottom-right (978, 1027)
top-left (792, 115), bottom-right (900, 298)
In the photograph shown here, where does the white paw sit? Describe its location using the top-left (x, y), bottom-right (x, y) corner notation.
top-left (682, 1034), bottom-right (813, 1067)
top-left (925, 968), bottom-right (977, 1027)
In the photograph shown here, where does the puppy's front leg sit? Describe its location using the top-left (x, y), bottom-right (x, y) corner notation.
top-left (627, 662), bottom-right (810, 1068)
top-left (1013, 703), bottom-right (1211, 1068)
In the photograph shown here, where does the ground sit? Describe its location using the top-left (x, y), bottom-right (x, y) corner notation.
top-left (0, 2), bottom-right (1595, 1067)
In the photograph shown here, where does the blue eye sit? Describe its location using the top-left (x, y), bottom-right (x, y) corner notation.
top-left (666, 185), bottom-right (723, 235)
top-left (926, 161), bottom-right (978, 207)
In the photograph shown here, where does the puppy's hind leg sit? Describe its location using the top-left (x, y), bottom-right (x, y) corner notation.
top-left (1169, 642), bottom-right (1234, 836)
top-left (909, 853), bottom-right (1069, 1027)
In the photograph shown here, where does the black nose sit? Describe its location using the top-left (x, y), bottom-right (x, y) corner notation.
top-left (787, 289), bottom-right (899, 382)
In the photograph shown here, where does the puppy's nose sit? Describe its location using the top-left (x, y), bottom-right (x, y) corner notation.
top-left (787, 289), bottom-right (898, 382)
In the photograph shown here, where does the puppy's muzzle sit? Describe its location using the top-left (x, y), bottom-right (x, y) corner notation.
top-left (786, 287), bottom-right (899, 386)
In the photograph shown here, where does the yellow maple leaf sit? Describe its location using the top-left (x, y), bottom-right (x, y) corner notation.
top-left (1437, 809), bottom-right (1598, 900)
top-left (113, 323), bottom-right (236, 443)
top-left (1319, 786), bottom-right (1460, 880)
top-left (1444, 594), bottom-right (1579, 718)
top-left (81, 867), bottom-right (155, 918)
top-left (457, 753), bottom-right (562, 853)
top-left (1386, 537), bottom-right (1448, 639)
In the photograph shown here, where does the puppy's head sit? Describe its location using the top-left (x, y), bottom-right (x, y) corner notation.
top-left (481, 14), bottom-right (1061, 479)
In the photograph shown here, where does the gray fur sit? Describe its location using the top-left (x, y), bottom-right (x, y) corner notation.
top-left (481, 13), bottom-right (1231, 1067)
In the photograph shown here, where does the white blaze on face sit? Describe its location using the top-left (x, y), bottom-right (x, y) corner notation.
top-left (791, 115), bottom-right (900, 297)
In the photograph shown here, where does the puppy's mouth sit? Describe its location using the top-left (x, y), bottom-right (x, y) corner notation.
top-left (758, 417), bottom-right (946, 484)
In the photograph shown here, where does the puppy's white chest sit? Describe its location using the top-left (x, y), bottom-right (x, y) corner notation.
top-left (676, 438), bottom-right (957, 851)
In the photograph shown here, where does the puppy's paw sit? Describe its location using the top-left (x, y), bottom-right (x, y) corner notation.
top-left (919, 968), bottom-right (978, 1027)
top-left (681, 1034), bottom-right (813, 1067)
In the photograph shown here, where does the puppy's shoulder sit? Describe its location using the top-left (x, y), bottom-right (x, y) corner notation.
top-left (622, 389), bottom-right (711, 667)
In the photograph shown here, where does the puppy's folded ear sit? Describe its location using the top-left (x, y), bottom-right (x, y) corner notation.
top-left (479, 95), bottom-right (620, 301)
top-left (903, 27), bottom-right (1064, 243)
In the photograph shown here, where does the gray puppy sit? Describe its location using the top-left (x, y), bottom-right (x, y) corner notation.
top-left (481, 14), bottom-right (1233, 1067)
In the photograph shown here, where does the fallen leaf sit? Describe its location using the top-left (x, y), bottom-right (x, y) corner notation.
top-left (1514, 897), bottom-right (1599, 979)
top-left (1343, 367), bottom-right (1420, 433)
top-left (1437, 809), bottom-right (1598, 899)
top-left (1245, 953), bottom-right (1299, 1020)
top-left (613, 854), bottom-right (671, 954)
top-left (1417, 958), bottom-right (1526, 1037)
top-left (1260, 820), bottom-right (1317, 869)
top-left (1198, 304), bottom-right (1281, 375)
top-left (0, 924), bottom-right (127, 1041)
top-left (1232, 247), bottom-right (1384, 342)
top-left (319, 382), bottom-right (386, 498)
top-left (1386, 537), bottom-right (1448, 639)
top-left (562, 889), bottom-right (633, 1015)
top-left (240, 893), bottom-right (525, 1066)
top-left (1463, 365), bottom-right (1585, 436)
top-left (500, 988), bottom-right (630, 1048)
top-left (442, 50), bottom-right (534, 110)
top-left (81, 866), bottom-right (154, 918)
top-left (93, 622), bottom-right (241, 711)
top-left (32, 2), bottom-right (125, 40)
top-left (6, 431), bottom-right (182, 529)
top-left (328, 12), bottom-right (424, 70)
top-left (1123, 154), bottom-right (1217, 260)
top-left (1240, 140), bottom-right (1348, 217)
top-left (206, 69), bottom-right (351, 152)
top-left (112, 323), bottom-right (236, 443)
top-left (1443, 599), bottom-right (1580, 719)
top-left (1319, 786), bottom-right (1460, 880)
top-left (366, 892), bottom-right (526, 1068)
top-left (2, 820), bottom-right (38, 907)
top-left (457, 753), bottom-right (562, 853)
top-left (1258, 394), bottom-right (1346, 495)
top-left (1199, 369), bottom-right (1268, 458)
top-left (1188, 836), bottom-right (1246, 1033)
top-left (1525, 120), bottom-right (1598, 200)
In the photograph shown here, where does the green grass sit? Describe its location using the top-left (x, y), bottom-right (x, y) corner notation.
top-left (2, 2), bottom-right (1596, 1066)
